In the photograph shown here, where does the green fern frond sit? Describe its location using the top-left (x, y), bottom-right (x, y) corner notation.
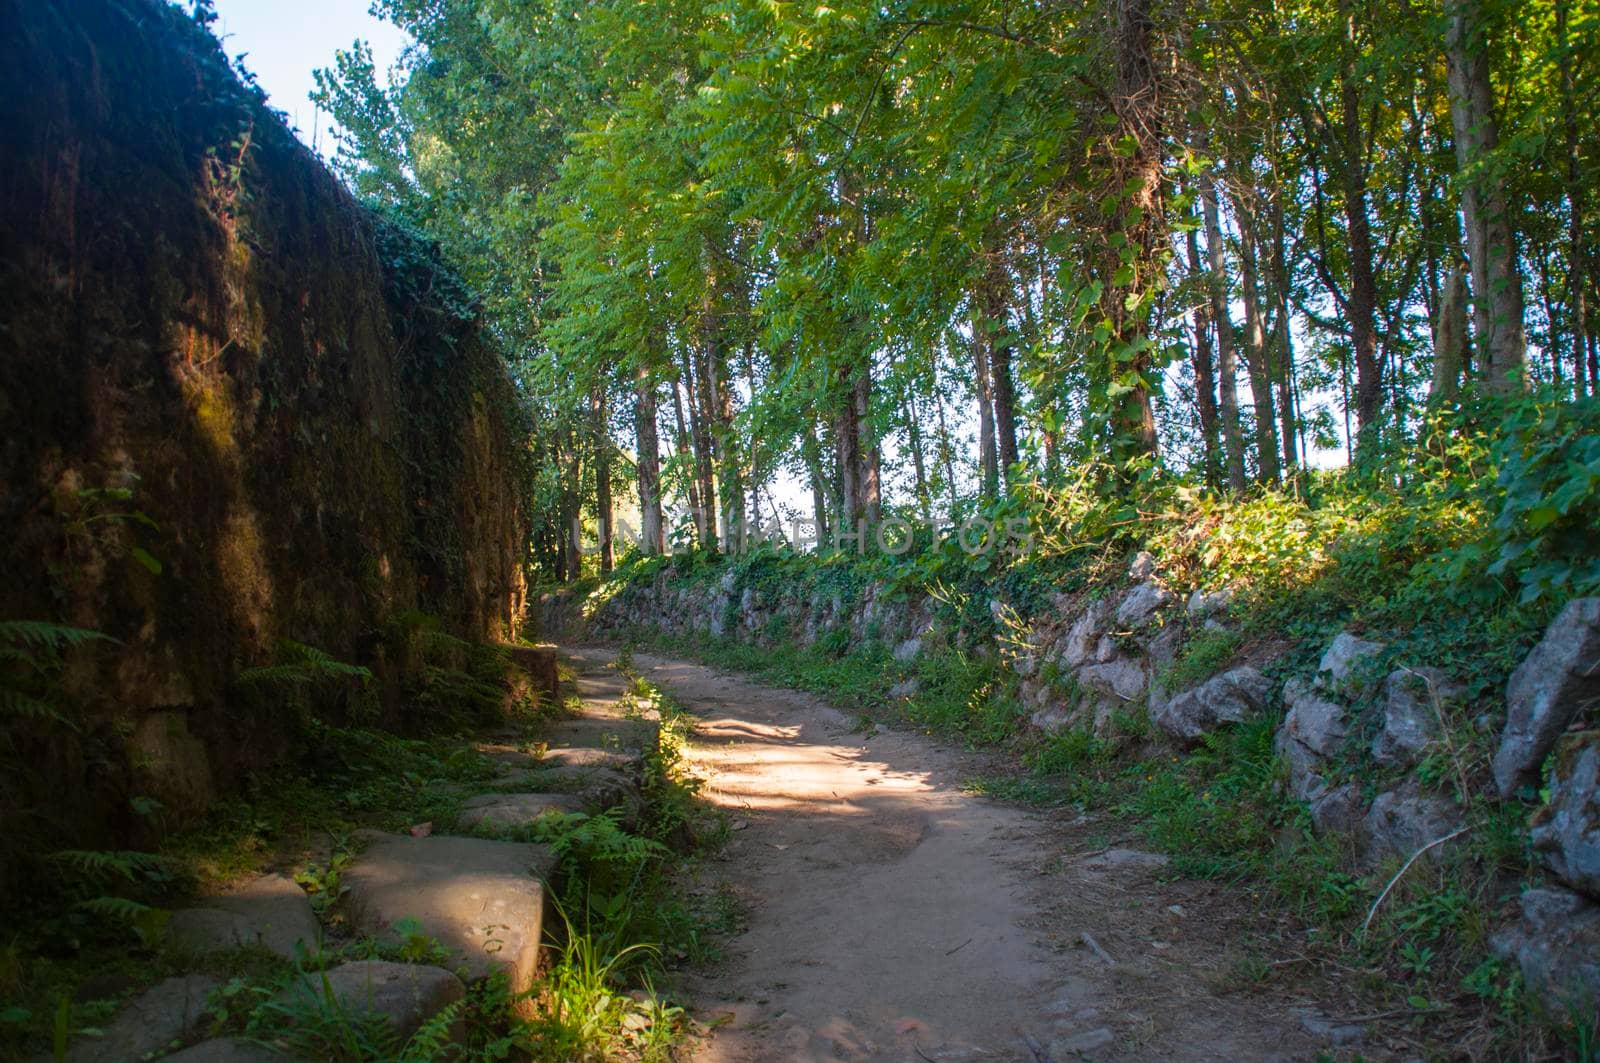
top-left (76, 896), bottom-right (155, 921)
top-left (0, 688), bottom-right (76, 728)
top-left (48, 849), bottom-right (168, 885)
top-left (235, 639), bottom-right (372, 687)
top-left (0, 621), bottom-right (114, 651)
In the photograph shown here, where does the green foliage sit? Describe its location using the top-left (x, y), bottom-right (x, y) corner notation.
top-left (1158, 626), bottom-right (1242, 693)
top-left (234, 640), bottom-right (373, 689)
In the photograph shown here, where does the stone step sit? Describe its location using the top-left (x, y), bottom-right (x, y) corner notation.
top-left (62, 974), bottom-right (217, 1063)
top-left (166, 873), bottom-right (320, 961)
top-left (456, 791), bottom-right (586, 831)
top-left (495, 762), bottom-right (637, 809)
top-left (271, 960), bottom-right (465, 1045)
top-left (502, 643), bottom-right (560, 708)
top-left (342, 831), bottom-right (556, 995)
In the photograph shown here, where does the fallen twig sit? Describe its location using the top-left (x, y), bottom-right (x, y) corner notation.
top-left (946, 937), bottom-right (973, 956)
top-left (1080, 930), bottom-right (1115, 965)
top-left (1362, 827), bottom-right (1470, 933)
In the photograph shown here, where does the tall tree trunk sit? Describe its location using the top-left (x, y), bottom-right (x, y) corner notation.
top-left (1557, 0), bottom-right (1588, 397)
top-left (934, 365), bottom-right (960, 518)
top-left (704, 331), bottom-right (744, 554)
top-left (671, 374), bottom-right (702, 549)
top-left (980, 253), bottom-right (1021, 482)
top-left (563, 424), bottom-right (582, 578)
top-left (1183, 194), bottom-right (1221, 488)
top-left (1236, 199), bottom-right (1281, 484)
top-left (904, 393), bottom-right (933, 526)
top-left (801, 419), bottom-right (832, 545)
top-left (1339, 0), bottom-right (1383, 449)
top-left (1103, 0), bottom-right (1163, 466)
top-left (854, 366), bottom-right (881, 526)
top-left (590, 386), bottom-right (615, 573)
top-left (971, 303), bottom-right (999, 498)
top-left (1268, 195), bottom-right (1299, 475)
top-left (1446, 0), bottom-right (1526, 394)
top-left (681, 344), bottom-right (718, 549)
top-left (634, 365), bottom-right (664, 555)
top-left (1201, 166), bottom-right (1248, 492)
top-left (1431, 263), bottom-right (1471, 402)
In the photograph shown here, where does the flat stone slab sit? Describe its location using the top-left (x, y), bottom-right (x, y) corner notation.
top-left (273, 960), bottom-right (464, 1045)
top-left (538, 715), bottom-right (660, 753)
top-left (167, 873), bottom-right (320, 960)
top-left (458, 791), bottom-right (585, 831)
top-left (160, 1037), bottom-right (283, 1061)
top-left (343, 832), bottom-right (557, 993)
top-left (496, 763), bottom-right (635, 808)
top-left (481, 743), bottom-right (640, 774)
top-left (64, 974), bottom-right (218, 1062)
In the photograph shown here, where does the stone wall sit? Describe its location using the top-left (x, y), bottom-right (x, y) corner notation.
top-left (0, 1), bottom-right (530, 856)
top-left (549, 558), bottom-right (1600, 1012)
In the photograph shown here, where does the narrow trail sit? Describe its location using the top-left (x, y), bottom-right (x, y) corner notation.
top-left (566, 648), bottom-right (1344, 1063)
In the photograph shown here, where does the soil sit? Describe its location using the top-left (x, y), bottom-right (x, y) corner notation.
top-left (566, 647), bottom-right (1396, 1062)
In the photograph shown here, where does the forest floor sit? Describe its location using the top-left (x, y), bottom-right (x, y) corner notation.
top-left (569, 646), bottom-right (1410, 1062)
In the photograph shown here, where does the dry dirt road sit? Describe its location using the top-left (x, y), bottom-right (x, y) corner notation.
top-left (565, 647), bottom-right (1368, 1063)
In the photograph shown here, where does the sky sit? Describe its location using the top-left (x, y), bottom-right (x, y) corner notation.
top-left (209, 0), bottom-right (410, 158)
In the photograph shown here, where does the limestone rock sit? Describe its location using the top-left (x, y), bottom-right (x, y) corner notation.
top-left (343, 832), bottom-right (557, 992)
top-left (1058, 601), bottom-right (1111, 669)
top-left (1278, 678), bottom-right (1346, 760)
top-left (1186, 587), bottom-right (1232, 619)
top-left (1316, 632), bottom-right (1384, 688)
top-left (274, 961), bottom-right (465, 1045)
top-left (1372, 667), bottom-right (1462, 767)
top-left (1363, 782), bottom-right (1463, 864)
top-left (1491, 886), bottom-right (1600, 1014)
top-left (1151, 666), bottom-right (1273, 745)
top-left (64, 974), bottom-right (218, 1063)
top-left (457, 792), bottom-right (585, 831)
top-left (1493, 597), bottom-right (1600, 797)
top-left (1078, 658), bottom-right (1148, 706)
top-left (1128, 551), bottom-right (1157, 581)
top-left (888, 678), bottom-right (919, 698)
top-left (893, 637), bottom-right (922, 663)
top-left (167, 874), bottom-right (319, 960)
top-left (1530, 734), bottom-right (1600, 898)
top-left (1307, 782), bottom-right (1364, 835)
top-left (1115, 582), bottom-right (1175, 628)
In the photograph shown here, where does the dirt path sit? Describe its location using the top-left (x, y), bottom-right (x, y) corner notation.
top-left (566, 647), bottom-right (1351, 1062)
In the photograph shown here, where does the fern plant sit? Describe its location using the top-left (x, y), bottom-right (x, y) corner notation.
top-left (0, 621), bottom-right (112, 729)
top-left (234, 640), bottom-right (372, 688)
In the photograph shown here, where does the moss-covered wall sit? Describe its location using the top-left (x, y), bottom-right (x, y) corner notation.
top-left (0, 0), bottom-right (529, 847)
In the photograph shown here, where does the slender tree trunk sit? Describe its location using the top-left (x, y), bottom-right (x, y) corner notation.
top-left (1269, 196), bottom-right (1299, 475)
top-left (1236, 201), bottom-right (1281, 484)
top-left (802, 419), bottom-right (832, 545)
top-left (634, 365), bottom-right (664, 554)
top-left (904, 393), bottom-right (933, 526)
top-left (671, 374), bottom-right (701, 549)
top-left (1201, 167), bottom-right (1247, 492)
top-left (1431, 262), bottom-right (1470, 402)
top-left (1558, 0), bottom-right (1588, 397)
top-left (590, 386), bottom-right (615, 573)
top-left (1183, 196), bottom-right (1221, 488)
top-left (971, 302), bottom-right (999, 498)
top-left (704, 332), bottom-right (744, 554)
top-left (681, 345), bottom-right (718, 549)
top-left (854, 367), bottom-right (881, 526)
top-left (564, 425), bottom-right (582, 578)
top-left (1446, 0), bottom-right (1526, 394)
top-left (933, 363), bottom-right (960, 518)
top-left (980, 254), bottom-right (1021, 482)
top-left (1339, 0), bottom-right (1383, 449)
top-left (1104, 0), bottom-right (1163, 465)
